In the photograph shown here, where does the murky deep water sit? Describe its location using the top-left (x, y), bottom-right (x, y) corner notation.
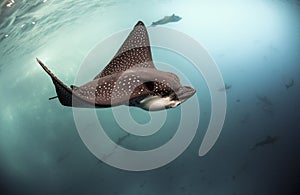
top-left (0, 0), bottom-right (300, 194)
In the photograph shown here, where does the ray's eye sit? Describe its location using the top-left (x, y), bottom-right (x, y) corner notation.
top-left (70, 85), bottom-right (78, 90)
top-left (144, 81), bottom-right (154, 91)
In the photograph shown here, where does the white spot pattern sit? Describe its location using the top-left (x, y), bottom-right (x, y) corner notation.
top-left (94, 21), bottom-right (155, 79)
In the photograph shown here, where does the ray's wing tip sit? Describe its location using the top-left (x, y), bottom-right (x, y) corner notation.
top-left (36, 58), bottom-right (48, 71)
top-left (36, 57), bottom-right (51, 75)
top-left (135, 21), bottom-right (145, 27)
top-left (36, 57), bottom-right (43, 65)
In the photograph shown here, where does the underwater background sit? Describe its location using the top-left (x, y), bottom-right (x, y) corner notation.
top-left (0, 0), bottom-right (300, 194)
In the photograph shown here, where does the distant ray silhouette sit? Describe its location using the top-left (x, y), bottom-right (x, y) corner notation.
top-left (151, 14), bottom-right (182, 26)
top-left (37, 21), bottom-right (195, 111)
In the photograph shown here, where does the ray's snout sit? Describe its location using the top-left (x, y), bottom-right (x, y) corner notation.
top-left (176, 86), bottom-right (196, 102)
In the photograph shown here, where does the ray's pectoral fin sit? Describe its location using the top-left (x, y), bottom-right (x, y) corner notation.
top-left (93, 21), bottom-right (156, 80)
top-left (36, 58), bottom-right (74, 106)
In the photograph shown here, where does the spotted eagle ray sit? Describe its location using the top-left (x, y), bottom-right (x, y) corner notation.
top-left (37, 21), bottom-right (195, 111)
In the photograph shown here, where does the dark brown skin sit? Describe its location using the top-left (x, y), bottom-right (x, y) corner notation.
top-left (37, 21), bottom-right (196, 110)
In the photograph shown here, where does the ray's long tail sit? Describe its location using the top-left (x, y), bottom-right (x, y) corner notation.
top-left (36, 58), bottom-right (74, 106)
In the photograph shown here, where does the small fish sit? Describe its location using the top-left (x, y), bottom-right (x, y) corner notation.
top-left (285, 79), bottom-right (294, 89)
top-left (225, 83), bottom-right (232, 90)
top-left (151, 14), bottom-right (182, 26)
top-left (56, 152), bottom-right (70, 163)
top-left (256, 95), bottom-right (272, 106)
top-left (219, 83), bottom-right (232, 91)
top-left (251, 135), bottom-right (279, 150)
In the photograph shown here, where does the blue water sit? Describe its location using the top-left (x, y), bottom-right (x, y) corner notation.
top-left (1, 0), bottom-right (300, 194)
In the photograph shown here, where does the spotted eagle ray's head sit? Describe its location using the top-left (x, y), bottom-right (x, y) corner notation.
top-left (112, 68), bottom-right (196, 111)
top-left (37, 21), bottom-right (196, 111)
